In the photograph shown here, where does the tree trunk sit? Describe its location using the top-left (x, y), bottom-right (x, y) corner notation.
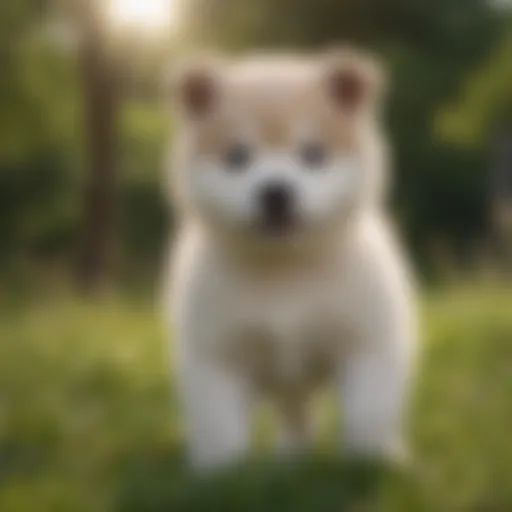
top-left (76, 12), bottom-right (120, 294)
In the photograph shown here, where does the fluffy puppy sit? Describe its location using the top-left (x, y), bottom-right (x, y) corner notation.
top-left (164, 48), bottom-right (418, 470)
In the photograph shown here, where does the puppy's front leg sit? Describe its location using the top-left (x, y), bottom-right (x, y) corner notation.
top-left (338, 332), bottom-right (414, 463)
top-left (179, 351), bottom-right (252, 471)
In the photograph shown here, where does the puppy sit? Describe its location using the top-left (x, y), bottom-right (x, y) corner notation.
top-left (164, 48), bottom-right (418, 470)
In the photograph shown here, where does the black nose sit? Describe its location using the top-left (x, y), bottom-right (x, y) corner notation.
top-left (258, 183), bottom-right (293, 218)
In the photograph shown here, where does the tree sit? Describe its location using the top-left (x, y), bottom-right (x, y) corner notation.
top-left (75, 1), bottom-right (121, 294)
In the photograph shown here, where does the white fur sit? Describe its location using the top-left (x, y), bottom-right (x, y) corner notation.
top-left (164, 56), bottom-right (418, 470)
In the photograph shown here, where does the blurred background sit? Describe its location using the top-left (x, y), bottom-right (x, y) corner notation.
top-left (1, 0), bottom-right (511, 510)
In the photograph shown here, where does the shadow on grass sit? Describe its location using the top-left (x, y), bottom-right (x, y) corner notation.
top-left (115, 453), bottom-right (428, 512)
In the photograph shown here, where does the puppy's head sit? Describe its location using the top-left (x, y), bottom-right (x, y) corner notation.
top-left (168, 48), bottom-right (387, 247)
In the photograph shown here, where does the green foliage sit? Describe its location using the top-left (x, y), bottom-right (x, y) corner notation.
top-left (1, 287), bottom-right (512, 511)
top-left (0, 1), bottom-right (81, 164)
top-left (436, 30), bottom-right (512, 147)
top-left (0, 154), bottom-right (81, 269)
top-left (186, 0), bottom-right (498, 52)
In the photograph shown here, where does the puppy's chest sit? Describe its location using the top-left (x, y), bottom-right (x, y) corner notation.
top-left (218, 273), bottom-right (351, 391)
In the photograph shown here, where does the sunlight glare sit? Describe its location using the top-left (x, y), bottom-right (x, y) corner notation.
top-left (107, 0), bottom-right (179, 34)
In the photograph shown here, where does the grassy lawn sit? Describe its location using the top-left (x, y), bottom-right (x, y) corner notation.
top-left (1, 285), bottom-right (511, 511)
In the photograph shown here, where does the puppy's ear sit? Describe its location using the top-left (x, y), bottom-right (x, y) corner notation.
top-left (321, 48), bottom-right (387, 114)
top-left (166, 58), bottom-right (222, 118)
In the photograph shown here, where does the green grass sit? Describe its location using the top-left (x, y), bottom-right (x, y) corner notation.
top-left (1, 285), bottom-right (511, 511)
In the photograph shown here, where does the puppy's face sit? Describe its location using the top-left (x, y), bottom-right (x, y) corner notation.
top-left (171, 50), bottom-right (385, 244)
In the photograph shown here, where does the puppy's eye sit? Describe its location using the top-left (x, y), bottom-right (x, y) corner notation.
top-left (299, 142), bottom-right (327, 168)
top-left (224, 142), bottom-right (252, 171)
